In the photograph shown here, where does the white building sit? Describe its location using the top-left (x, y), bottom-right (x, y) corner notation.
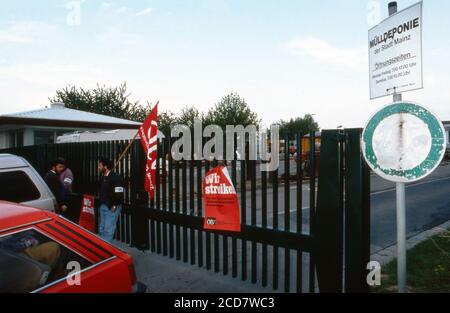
top-left (0, 103), bottom-right (142, 149)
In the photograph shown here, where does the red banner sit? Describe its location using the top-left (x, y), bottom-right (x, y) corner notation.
top-left (78, 194), bottom-right (96, 233)
top-left (203, 165), bottom-right (241, 232)
top-left (138, 103), bottom-right (158, 199)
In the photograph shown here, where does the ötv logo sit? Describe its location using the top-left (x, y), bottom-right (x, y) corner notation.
top-left (206, 218), bottom-right (216, 226)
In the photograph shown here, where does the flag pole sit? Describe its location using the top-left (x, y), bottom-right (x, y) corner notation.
top-left (113, 130), bottom-right (140, 171)
top-left (113, 101), bottom-right (159, 171)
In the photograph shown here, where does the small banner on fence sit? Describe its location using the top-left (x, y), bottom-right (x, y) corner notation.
top-left (78, 194), bottom-right (96, 233)
top-left (203, 165), bottom-right (241, 232)
top-left (138, 103), bottom-right (158, 199)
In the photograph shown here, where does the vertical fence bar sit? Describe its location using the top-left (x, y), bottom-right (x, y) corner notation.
top-left (161, 140), bottom-right (168, 256)
top-left (168, 139), bottom-right (174, 258)
top-left (284, 135), bottom-right (291, 292)
top-left (222, 141), bottom-right (229, 276)
top-left (131, 140), bottom-right (150, 251)
top-left (182, 159), bottom-right (188, 263)
top-left (117, 141), bottom-right (124, 242)
top-left (296, 132), bottom-right (303, 293)
top-left (231, 158), bottom-right (238, 278)
top-left (205, 160), bottom-right (211, 270)
top-left (119, 141), bottom-right (125, 243)
top-left (119, 141), bottom-right (125, 242)
top-left (240, 158), bottom-right (247, 281)
top-left (115, 141), bottom-right (122, 242)
top-left (93, 142), bottom-right (99, 234)
top-left (190, 156), bottom-right (196, 265)
top-left (212, 158), bottom-right (220, 274)
top-left (222, 228), bottom-right (229, 275)
top-left (175, 157), bottom-right (181, 260)
top-left (156, 140), bottom-right (162, 255)
top-left (338, 131), bottom-right (345, 290)
top-left (272, 157), bottom-right (279, 290)
top-left (261, 159), bottom-right (268, 288)
top-left (124, 141), bottom-right (131, 244)
top-left (114, 141), bottom-right (126, 243)
top-left (113, 141), bottom-right (123, 242)
top-left (197, 157), bottom-right (204, 267)
top-left (127, 140), bottom-right (134, 245)
top-left (309, 131), bottom-right (316, 293)
top-left (88, 142), bottom-right (93, 195)
top-left (123, 141), bottom-right (128, 243)
top-left (251, 158), bottom-right (257, 284)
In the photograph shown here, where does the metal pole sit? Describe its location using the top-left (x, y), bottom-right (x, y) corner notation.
top-left (388, 2), bottom-right (398, 16)
top-left (389, 1), bottom-right (407, 293)
top-left (396, 182), bottom-right (407, 293)
top-left (396, 90), bottom-right (406, 293)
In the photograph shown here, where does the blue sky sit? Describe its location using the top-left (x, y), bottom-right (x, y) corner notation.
top-left (1, 0), bottom-right (449, 128)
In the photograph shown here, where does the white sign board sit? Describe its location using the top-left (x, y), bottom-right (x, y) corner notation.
top-left (368, 2), bottom-right (423, 99)
top-left (362, 102), bottom-right (446, 183)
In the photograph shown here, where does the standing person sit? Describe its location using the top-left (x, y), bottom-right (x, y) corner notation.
top-left (44, 159), bottom-right (67, 214)
top-left (58, 157), bottom-right (74, 195)
top-left (57, 157), bottom-right (75, 220)
top-left (98, 157), bottom-right (125, 243)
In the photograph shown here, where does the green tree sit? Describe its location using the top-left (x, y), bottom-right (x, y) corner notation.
top-left (49, 82), bottom-right (152, 122)
top-left (158, 110), bottom-right (177, 137)
top-left (176, 106), bottom-right (203, 129)
top-left (278, 114), bottom-right (319, 139)
top-left (204, 93), bottom-right (260, 129)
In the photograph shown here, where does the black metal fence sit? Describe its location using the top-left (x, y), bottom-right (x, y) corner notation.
top-left (1, 129), bottom-right (370, 293)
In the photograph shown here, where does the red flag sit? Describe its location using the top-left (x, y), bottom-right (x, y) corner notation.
top-left (78, 195), bottom-right (96, 233)
top-left (203, 165), bottom-right (241, 232)
top-left (138, 103), bottom-right (158, 199)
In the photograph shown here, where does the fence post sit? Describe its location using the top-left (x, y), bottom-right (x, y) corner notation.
top-left (315, 130), bottom-right (343, 293)
top-left (130, 141), bottom-right (150, 251)
top-left (344, 129), bottom-right (371, 293)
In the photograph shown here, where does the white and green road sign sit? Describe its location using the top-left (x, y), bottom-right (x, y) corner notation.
top-left (362, 101), bottom-right (446, 183)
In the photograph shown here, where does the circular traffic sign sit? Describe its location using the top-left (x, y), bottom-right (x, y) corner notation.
top-left (362, 101), bottom-right (446, 183)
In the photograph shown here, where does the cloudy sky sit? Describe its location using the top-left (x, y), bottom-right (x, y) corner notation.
top-left (1, 0), bottom-right (449, 129)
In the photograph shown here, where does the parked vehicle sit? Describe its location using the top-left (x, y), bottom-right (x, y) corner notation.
top-left (0, 201), bottom-right (146, 293)
top-left (0, 154), bottom-right (56, 212)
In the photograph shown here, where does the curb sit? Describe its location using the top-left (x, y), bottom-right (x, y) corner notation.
top-left (370, 220), bottom-right (450, 266)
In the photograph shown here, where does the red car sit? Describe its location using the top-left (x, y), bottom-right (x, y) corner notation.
top-left (0, 201), bottom-right (145, 293)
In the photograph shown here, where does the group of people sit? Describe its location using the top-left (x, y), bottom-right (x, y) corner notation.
top-left (0, 157), bottom-right (126, 292)
top-left (43, 157), bottom-right (125, 243)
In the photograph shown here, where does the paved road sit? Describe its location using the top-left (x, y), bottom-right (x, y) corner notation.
top-left (370, 164), bottom-right (450, 252)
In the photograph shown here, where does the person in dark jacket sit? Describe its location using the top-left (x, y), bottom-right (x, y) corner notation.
top-left (44, 159), bottom-right (67, 214)
top-left (56, 157), bottom-right (76, 221)
top-left (98, 157), bottom-right (125, 243)
top-left (57, 157), bottom-right (74, 198)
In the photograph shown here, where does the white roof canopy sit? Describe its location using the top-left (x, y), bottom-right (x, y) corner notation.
top-left (3, 102), bottom-right (141, 126)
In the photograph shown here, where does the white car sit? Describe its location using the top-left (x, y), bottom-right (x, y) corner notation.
top-left (0, 154), bottom-right (57, 212)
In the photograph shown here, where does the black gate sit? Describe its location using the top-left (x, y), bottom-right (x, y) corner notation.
top-left (1, 129), bottom-right (370, 293)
